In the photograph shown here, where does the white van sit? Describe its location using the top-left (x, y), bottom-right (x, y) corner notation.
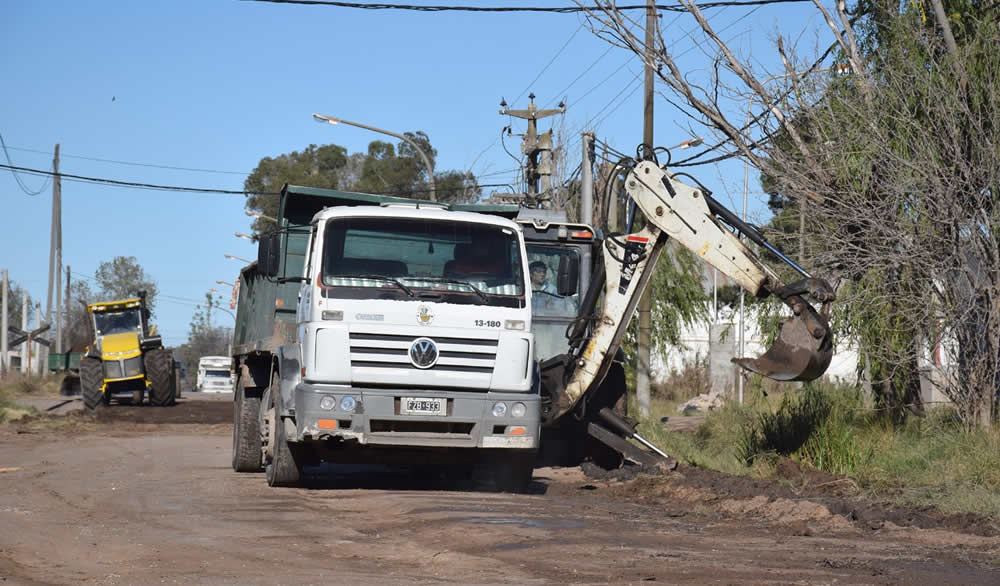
top-left (197, 356), bottom-right (233, 393)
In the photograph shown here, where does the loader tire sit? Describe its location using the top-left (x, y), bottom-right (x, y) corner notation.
top-left (80, 357), bottom-right (104, 410)
top-left (265, 373), bottom-right (305, 487)
top-left (232, 376), bottom-right (263, 472)
top-left (145, 349), bottom-right (175, 406)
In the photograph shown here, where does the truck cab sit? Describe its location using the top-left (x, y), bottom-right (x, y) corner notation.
top-left (285, 204), bottom-right (538, 444)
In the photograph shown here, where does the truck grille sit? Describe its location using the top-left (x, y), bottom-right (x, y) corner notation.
top-left (348, 332), bottom-right (496, 375)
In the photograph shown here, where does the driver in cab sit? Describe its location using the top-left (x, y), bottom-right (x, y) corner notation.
top-left (530, 261), bottom-right (557, 294)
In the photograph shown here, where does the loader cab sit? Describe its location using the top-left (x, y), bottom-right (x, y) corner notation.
top-left (516, 213), bottom-right (596, 362)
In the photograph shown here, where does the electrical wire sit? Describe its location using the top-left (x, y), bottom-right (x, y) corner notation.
top-left (0, 163), bottom-right (513, 199)
top-left (0, 144), bottom-right (249, 176)
top-left (0, 163), bottom-right (261, 195)
top-left (0, 132), bottom-right (51, 196)
top-left (513, 23), bottom-right (585, 106)
top-left (242, 0), bottom-right (813, 13)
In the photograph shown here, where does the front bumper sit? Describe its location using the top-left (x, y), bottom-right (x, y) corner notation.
top-left (293, 382), bottom-right (541, 449)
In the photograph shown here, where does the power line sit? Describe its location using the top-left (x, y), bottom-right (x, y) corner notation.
top-left (513, 23), bottom-right (585, 106)
top-left (242, 0), bottom-right (812, 13)
top-left (0, 163), bottom-right (258, 195)
top-left (0, 163), bottom-right (513, 199)
top-left (1, 144), bottom-right (249, 176)
top-left (0, 132), bottom-right (51, 196)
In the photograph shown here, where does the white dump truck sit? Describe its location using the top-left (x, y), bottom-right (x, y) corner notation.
top-left (231, 190), bottom-right (542, 490)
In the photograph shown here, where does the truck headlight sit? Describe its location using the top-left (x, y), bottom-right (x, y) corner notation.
top-left (505, 320), bottom-right (525, 331)
top-left (340, 396), bottom-right (357, 412)
top-left (491, 402), bottom-right (507, 417)
top-left (319, 396), bottom-right (336, 410)
top-left (511, 402), bottom-right (527, 418)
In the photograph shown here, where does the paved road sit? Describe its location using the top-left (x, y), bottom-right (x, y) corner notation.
top-left (0, 398), bottom-right (997, 585)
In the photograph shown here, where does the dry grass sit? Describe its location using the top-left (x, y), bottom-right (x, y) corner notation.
top-left (633, 376), bottom-right (1000, 519)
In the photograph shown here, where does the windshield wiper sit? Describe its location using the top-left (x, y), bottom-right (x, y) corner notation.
top-left (406, 277), bottom-right (489, 302)
top-left (345, 274), bottom-right (416, 298)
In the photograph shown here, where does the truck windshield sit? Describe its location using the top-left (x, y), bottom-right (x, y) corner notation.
top-left (205, 369), bottom-right (230, 378)
top-left (322, 217), bottom-right (525, 307)
top-left (94, 310), bottom-right (141, 336)
top-left (526, 244), bottom-right (581, 318)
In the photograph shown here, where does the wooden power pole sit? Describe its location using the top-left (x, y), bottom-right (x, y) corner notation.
top-left (636, 0), bottom-right (657, 417)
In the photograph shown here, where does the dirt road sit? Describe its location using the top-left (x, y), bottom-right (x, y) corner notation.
top-left (1, 396), bottom-right (997, 585)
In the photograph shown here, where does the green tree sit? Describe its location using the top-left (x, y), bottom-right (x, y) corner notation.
top-left (243, 144), bottom-right (349, 234)
top-left (93, 256), bottom-right (159, 317)
top-left (243, 134), bottom-right (481, 234)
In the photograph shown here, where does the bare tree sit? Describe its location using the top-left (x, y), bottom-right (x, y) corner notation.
top-left (579, 1), bottom-right (1000, 425)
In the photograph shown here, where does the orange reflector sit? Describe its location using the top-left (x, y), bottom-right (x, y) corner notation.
top-left (570, 230), bottom-right (593, 239)
top-left (508, 426), bottom-right (526, 436)
top-left (318, 419), bottom-right (339, 430)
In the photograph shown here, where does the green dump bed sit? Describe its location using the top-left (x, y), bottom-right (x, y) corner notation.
top-left (48, 352), bottom-right (82, 372)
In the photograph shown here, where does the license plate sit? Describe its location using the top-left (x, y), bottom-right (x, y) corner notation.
top-left (401, 397), bottom-right (446, 416)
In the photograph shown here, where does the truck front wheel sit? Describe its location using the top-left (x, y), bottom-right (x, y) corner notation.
top-left (80, 358), bottom-right (104, 410)
top-left (232, 376), bottom-right (263, 473)
top-left (264, 373), bottom-right (304, 487)
top-left (482, 450), bottom-right (535, 493)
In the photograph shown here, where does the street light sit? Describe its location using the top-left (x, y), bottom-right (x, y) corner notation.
top-left (245, 209), bottom-right (277, 223)
top-left (224, 254), bottom-right (251, 264)
top-left (313, 112), bottom-right (436, 201)
top-left (737, 64), bottom-right (847, 404)
top-left (216, 280), bottom-right (234, 287)
top-left (668, 136), bottom-right (704, 150)
top-left (235, 232), bottom-right (256, 242)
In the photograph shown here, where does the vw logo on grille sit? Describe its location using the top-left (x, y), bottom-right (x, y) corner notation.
top-left (409, 337), bottom-right (439, 369)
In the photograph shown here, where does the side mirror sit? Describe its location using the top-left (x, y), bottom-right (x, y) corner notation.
top-left (556, 254), bottom-right (579, 296)
top-left (257, 231), bottom-right (281, 277)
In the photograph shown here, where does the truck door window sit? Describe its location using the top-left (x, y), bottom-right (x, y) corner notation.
top-left (526, 245), bottom-right (581, 318)
top-left (321, 217), bottom-right (525, 308)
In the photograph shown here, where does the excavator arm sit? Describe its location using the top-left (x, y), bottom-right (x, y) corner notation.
top-left (546, 160), bottom-right (835, 423)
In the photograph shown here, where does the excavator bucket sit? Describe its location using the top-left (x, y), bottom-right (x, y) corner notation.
top-left (732, 298), bottom-right (833, 382)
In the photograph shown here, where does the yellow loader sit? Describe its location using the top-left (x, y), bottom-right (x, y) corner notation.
top-left (79, 292), bottom-right (178, 409)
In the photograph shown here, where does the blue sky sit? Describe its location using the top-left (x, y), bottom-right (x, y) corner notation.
top-left (2, 0), bottom-right (828, 346)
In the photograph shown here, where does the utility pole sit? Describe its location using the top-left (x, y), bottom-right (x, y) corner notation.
top-left (45, 144), bottom-right (61, 364)
top-left (21, 297), bottom-right (28, 375)
top-left (636, 0), bottom-right (657, 418)
top-left (64, 266), bottom-right (71, 351)
top-left (1, 269), bottom-right (8, 377)
top-left (54, 145), bottom-right (63, 355)
top-left (500, 94), bottom-right (565, 200)
top-left (580, 132), bottom-right (595, 290)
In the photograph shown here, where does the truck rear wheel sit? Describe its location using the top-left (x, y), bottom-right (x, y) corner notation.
top-left (232, 376), bottom-right (263, 472)
top-left (264, 373), bottom-right (304, 487)
top-left (145, 349), bottom-right (175, 406)
top-left (80, 358), bottom-right (104, 410)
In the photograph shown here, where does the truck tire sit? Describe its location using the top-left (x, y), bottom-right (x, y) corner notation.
top-left (265, 373), bottom-right (304, 487)
top-left (232, 376), bottom-right (263, 472)
top-left (80, 358), bottom-right (104, 410)
top-left (145, 349), bottom-right (175, 406)
top-left (487, 450), bottom-right (535, 493)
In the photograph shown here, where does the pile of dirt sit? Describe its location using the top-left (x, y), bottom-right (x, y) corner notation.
top-left (599, 458), bottom-right (1000, 537)
top-left (8, 398), bottom-right (232, 431)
